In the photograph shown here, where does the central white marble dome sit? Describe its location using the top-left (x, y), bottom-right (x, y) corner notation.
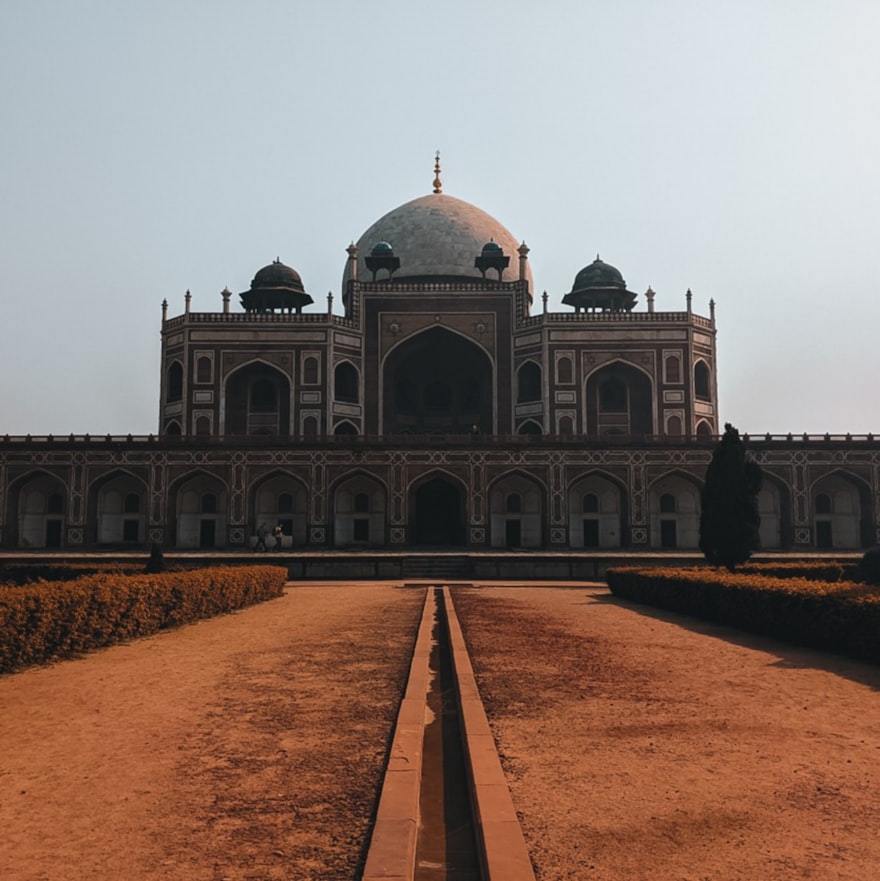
top-left (344, 192), bottom-right (531, 287)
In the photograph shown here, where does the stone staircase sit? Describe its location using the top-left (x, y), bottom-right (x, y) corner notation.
top-left (402, 554), bottom-right (474, 580)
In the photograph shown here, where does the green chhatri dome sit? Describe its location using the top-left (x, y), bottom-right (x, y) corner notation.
top-left (562, 255), bottom-right (637, 312)
top-left (239, 258), bottom-right (314, 313)
top-left (571, 257), bottom-right (625, 291)
top-left (250, 259), bottom-right (306, 294)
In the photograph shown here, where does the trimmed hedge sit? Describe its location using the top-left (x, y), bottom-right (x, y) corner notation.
top-left (606, 566), bottom-right (880, 664)
top-left (0, 562), bottom-right (142, 587)
top-left (0, 565), bottom-right (288, 673)
top-left (739, 561), bottom-right (855, 582)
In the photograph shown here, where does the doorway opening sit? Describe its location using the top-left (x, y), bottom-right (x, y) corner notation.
top-left (199, 519), bottom-right (216, 548)
top-left (413, 479), bottom-right (465, 546)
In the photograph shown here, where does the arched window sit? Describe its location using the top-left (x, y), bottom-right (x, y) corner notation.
top-left (123, 493), bottom-right (140, 514)
top-left (660, 493), bottom-right (676, 514)
top-left (303, 356), bottom-right (319, 385)
top-left (599, 377), bottom-right (627, 412)
top-left (582, 493), bottom-right (599, 514)
top-left (167, 362), bottom-right (183, 403)
top-left (558, 415), bottom-right (574, 436)
top-left (517, 362), bottom-right (542, 403)
top-left (354, 492), bottom-right (370, 513)
top-left (195, 416), bottom-right (211, 437)
top-left (303, 416), bottom-right (318, 439)
top-left (196, 356), bottom-right (212, 384)
top-left (47, 492), bottom-right (64, 515)
top-left (334, 362), bottom-right (359, 403)
top-left (556, 356), bottom-right (573, 384)
top-left (666, 414), bottom-right (683, 436)
top-left (334, 420), bottom-right (358, 435)
top-left (201, 493), bottom-right (217, 514)
top-left (665, 355), bottom-right (681, 384)
top-left (694, 361), bottom-right (711, 399)
top-left (165, 420), bottom-right (182, 436)
top-left (696, 421), bottom-right (713, 439)
top-left (815, 493), bottom-right (832, 515)
top-left (506, 493), bottom-right (522, 514)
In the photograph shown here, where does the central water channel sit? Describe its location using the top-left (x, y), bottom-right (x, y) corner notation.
top-left (414, 589), bottom-right (480, 879)
top-left (362, 586), bottom-right (535, 881)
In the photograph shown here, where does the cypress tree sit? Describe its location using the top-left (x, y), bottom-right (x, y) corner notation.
top-left (699, 423), bottom-right (763, 571)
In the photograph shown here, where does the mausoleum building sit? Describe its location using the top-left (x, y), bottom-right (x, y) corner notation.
top-left (2, 161), bottom-right (877, 552)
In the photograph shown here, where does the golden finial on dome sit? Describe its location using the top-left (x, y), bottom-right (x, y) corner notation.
top-left (433, 150), bottom-right (442, 194)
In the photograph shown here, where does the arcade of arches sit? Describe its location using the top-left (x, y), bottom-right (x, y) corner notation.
top-left (3, 453), bottom-right (877, 550)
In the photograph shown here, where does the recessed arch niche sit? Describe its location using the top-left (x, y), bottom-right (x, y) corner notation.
top-left (224, 362), bottom-right (290, 437)
top-left (586, 361), bottom-right (654, 437)
top-left (382, 327), bottom-right (493, 434)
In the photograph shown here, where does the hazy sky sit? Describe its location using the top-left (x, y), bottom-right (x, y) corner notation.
top-left (2, 1), bottom-right (878, 435)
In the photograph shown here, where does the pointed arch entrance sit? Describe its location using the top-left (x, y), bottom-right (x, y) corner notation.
top-left (383, 327), bottom-right (493, 435)
top-left (412, 476), bottom-right (466, 546)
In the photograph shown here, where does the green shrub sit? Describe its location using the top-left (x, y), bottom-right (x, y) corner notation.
top-left (0, 565), bottom-right (287, 673)
top-left (699, 424), bottom-right (762, 571)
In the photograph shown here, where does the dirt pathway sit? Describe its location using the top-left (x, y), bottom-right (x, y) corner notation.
top-left (0, 584), bottom-right (425, 881)
top-left (454, 585), bottom-right (880, 881)
top-left (4, 581), bottom-right (879, 881)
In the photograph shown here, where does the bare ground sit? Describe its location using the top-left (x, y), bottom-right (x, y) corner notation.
top-left (453, 585), bottom-right (880, 881)
top-left (0, 584), bottom-right (425, 881)
top-left (2, 582), bottom-right (879, 881)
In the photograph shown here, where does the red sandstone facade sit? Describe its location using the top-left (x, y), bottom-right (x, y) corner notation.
top-left (1, 185), bottom-right (877, 551)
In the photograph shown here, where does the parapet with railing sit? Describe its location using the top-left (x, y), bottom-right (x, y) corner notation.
top-left (1, 432), bottom-right (875, 450)
top-left (161, 304), bottom-right (713, 333)
top-left (163, 312), bottom-right (358, 331)
top-left (520, 310), bottom-right (714, 330)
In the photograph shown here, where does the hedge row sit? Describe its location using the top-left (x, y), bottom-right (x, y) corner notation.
top-left (0, 565), bottom-right (288, 673)
top-left (606, 567), bottom-right (880, 664)
top-left (0, 563), bottom-right (144, 587)
top-left (739, 561), bottom-right (857, 582)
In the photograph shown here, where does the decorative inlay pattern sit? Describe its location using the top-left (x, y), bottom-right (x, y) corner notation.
top-left (0, 440), bottom-right (876, 551)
